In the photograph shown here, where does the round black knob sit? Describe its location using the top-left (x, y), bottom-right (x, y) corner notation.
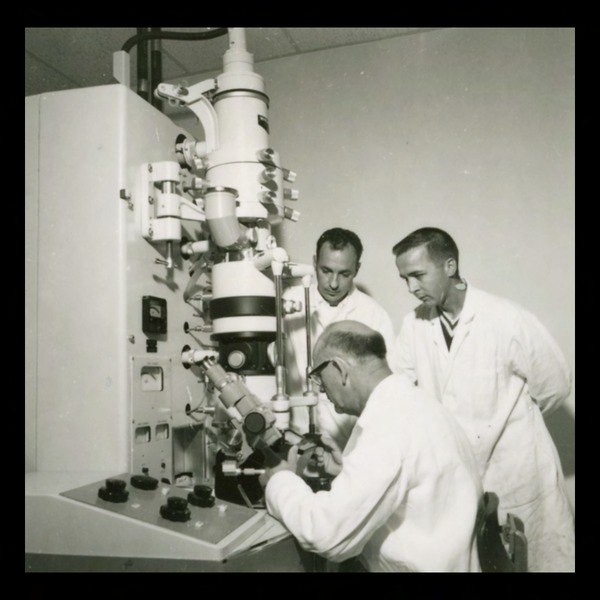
top-left (130, 474), bottom-right (159, 491)
top-left (167, 496), bottom-right (188, 510)
top-left (188, 484), bottom-right (215, 508)
top-left (106, 478), bottom-right (127, 492)
top-left (194, 484), bottom-right (213, 499)
top-left (98, 478), bottom-right (129, 503)
top-left (160, 496), bottom-right (191, 522)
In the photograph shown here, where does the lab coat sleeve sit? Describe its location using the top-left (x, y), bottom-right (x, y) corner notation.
top-left (508, 306), bottom-right (572, 416)
top-left (265, 416), bottom-right (409, 562)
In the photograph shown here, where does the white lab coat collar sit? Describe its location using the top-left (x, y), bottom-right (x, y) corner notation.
top-left (446, 282), bottom-right (476, 359)
top-left (425, 281), bottom-right (477, 360)
top-left (310, 281), bottom-right (358, 311)
top-left (457, 280), bottom-right (476, 325)
top-left (356, 374), bottom-right (398, 428)
top-left (422, 279), bottom-right (476, 325)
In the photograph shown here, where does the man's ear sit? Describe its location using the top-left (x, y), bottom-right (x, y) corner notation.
top-left (355, 261), bottom-right (362, 276)
top-left (444, 257), bottom-right (457, 278)
top-left (333, 359), bottom-right (350, 386)
top-left (313, 255), bottom-right (317, 271)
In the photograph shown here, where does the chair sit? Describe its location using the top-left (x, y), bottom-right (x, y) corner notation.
top-left (477, 491), bottom-right (528, 572)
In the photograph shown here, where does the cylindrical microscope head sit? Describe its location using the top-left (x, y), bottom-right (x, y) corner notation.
top-left (203, 29), bottom-right (286, 225)
top-left (208, 260), bottom-right (277, 379)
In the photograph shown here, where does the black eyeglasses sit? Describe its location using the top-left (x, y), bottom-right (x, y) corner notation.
top-left (308, 359), bottom-right (336, 388)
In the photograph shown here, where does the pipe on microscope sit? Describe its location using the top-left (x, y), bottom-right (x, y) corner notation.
top-left (181, 239), bottom-right (210, 259)
top-left (270, 258), bottom-right (291, 431)
top-left (302, 274), bottom-right (317, 434)
top-left (252, 247), bottom-right (288, 271)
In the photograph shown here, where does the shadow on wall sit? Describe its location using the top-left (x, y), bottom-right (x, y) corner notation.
top-left (545, 406), bottom-right (575, 478)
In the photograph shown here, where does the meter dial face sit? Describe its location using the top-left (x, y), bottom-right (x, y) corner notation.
top-left (141, 366), bottom-right (163, 391)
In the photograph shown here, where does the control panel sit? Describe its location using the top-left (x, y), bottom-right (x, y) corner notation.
top-left (61, 474), bottom-right (266, 556)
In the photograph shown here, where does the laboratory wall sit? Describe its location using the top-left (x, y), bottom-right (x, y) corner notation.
top-left (171, 27), bottom-right (575, 512)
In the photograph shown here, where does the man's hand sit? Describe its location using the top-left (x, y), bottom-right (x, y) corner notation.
top-left (312, 432), bottom-right (343, 477)
top-left (259, 445), bottom-right (299, 488)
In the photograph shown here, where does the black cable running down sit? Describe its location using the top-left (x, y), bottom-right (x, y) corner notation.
top-left (121, 28), bottom-right (228, 53)
top-left (136, 27), bottom-right (149, 101)
top-left (150, 27), bottom-right (163, 111)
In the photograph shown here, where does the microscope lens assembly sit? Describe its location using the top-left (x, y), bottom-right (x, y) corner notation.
top-left (26, 28), bottom-right (325, 571)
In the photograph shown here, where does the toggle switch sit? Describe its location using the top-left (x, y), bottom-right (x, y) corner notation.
top-left (283, 207), bottom-right (300, 222)
top-left (282, 168), bottom-right (297, 183)
top-left (283, 188), bottom-right (299, 201)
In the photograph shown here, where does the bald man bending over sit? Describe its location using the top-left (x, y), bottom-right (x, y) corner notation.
top-left (260, 320), bottom-right (483, 572)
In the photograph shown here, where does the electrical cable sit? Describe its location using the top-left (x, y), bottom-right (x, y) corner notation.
top-left (121, 28), bottom-right (228, 53)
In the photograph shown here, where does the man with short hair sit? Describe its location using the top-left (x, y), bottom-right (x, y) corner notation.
top-left (391, 226), bottom-right (575, 572)
top-left (261, 320), bottom-right (483, 572)
top-left (284, 227), bottom-right (394, 449)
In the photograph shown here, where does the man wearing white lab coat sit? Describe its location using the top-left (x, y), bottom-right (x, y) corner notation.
top-left (261, 320), bottom-right (483, 572)
top-left (283, 228), bottom-right (395, 450)
top-left (391, 227), bottom-right (575, 572)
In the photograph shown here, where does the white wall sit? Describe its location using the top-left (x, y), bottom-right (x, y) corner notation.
top-left (171, 27), bottom-right (575, 510)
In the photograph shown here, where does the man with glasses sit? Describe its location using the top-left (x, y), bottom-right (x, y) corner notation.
top-left (260, 320), bottom-right (483, 572)
top-left (283, 228), bottom-right (394, 450)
